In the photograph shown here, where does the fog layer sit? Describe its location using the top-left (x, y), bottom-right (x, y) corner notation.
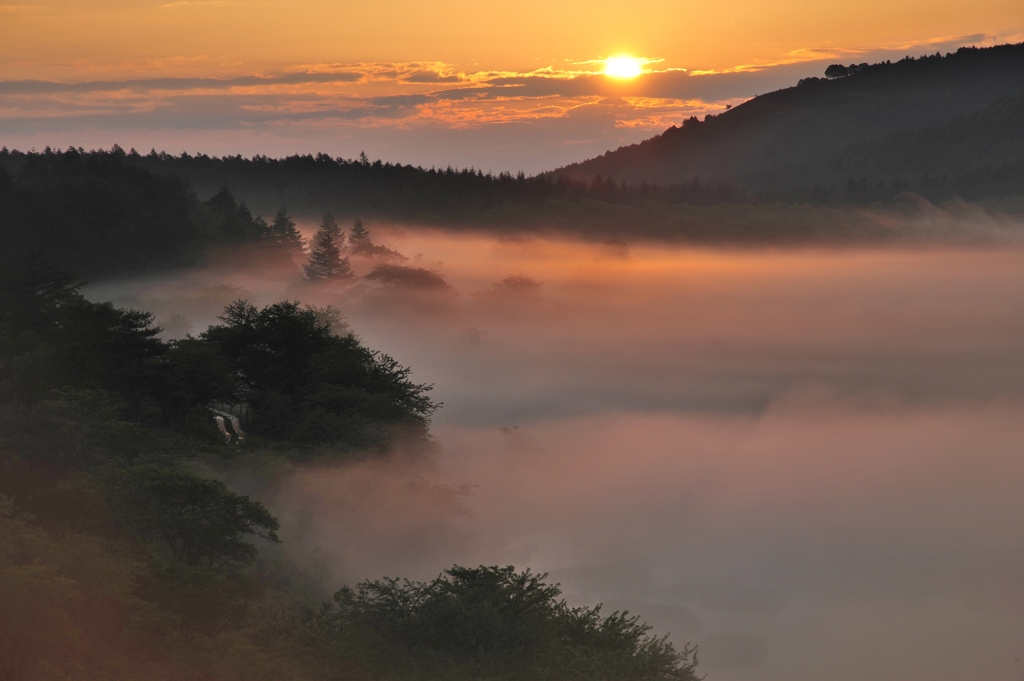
top-left (89, 234), bottom-right (1024, 681)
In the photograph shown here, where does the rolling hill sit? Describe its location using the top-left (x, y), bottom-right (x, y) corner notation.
top-left (550, 43), bottom-right (1024, 197)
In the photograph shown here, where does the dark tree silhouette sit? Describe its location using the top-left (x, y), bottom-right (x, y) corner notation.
top-left (270, 207), bottom-right (304, 254)
top-left (110, 465), bottom-right (280, 569)
top-left (825, 64), bottom-right (849, 79)
top-left (348, 218), bottom-right (408, 261)
top-left (205, 184), bottom-right (270, 242)
top-left (364, 264), bottom-right (448, 289)
top-left (348, 218), bottom-right (371, 253)
top-left (304, 212), bottom-right (354, 281)
top-left (311, 565), bottom-right (702, 680)
top-left (202, 300), bottom-right (438, 443)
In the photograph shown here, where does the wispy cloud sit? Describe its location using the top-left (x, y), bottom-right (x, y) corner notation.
top-left (0, 33), bottom-right (1010, 171)
top-left (0, 61), bottom-right (716, 128)
top-left (1, 30), bottom-right (1007, 127)
top-left (693, 32), bottom-right (1003, 75)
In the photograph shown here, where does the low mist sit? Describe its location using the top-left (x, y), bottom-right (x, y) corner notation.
top-left (88, 230), bottom-right (1024, 681)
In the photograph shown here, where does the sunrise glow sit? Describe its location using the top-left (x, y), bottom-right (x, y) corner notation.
top-left (4, 1), bottom-right (1024, 679)
top-left (604, 56), bottom-right (644, 79)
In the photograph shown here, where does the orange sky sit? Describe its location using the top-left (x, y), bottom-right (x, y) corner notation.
top-left (1, 0), bottom-right (1022, 171)
top-left (2, 0), bottom-right (1022, 77)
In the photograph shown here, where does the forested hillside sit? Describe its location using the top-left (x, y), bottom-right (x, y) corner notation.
top-left (551, 43), bottom-right (1024, 197)
top-left (0, 256), bottom-right (701, 681)
top-left (6, 146), bottom-right (1021, 277)
top-left (801, 91), bottom-right (1024, 195)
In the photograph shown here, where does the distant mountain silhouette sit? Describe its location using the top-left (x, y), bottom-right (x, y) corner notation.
top-left (550, 44), bottom-right (1024, 196)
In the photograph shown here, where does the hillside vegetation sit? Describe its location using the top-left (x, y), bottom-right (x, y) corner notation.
top-left (4, 148), bottom-right (1022, 280)
top-left (551, 43), bottom-right (1024, 198)
top-left (0, 257), bottom-right (701, 681)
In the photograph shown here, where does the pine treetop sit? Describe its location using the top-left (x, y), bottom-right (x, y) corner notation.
top-left (304, 212), bottom-right (354, 281)
top-left (271, 207), bottom-right (304, 253)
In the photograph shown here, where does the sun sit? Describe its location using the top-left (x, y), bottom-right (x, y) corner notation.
top-left (604, 56), bottom-right (643, 79)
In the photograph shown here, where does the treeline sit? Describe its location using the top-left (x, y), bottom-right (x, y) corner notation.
top-left (3, 145), bottom-right (1017, 278)
top-left (0, 145), bottom-right (784, 279)
top-left (0, 146), bottom-right (747, 280)
top-left (125, 147), bottom-right (748, 215)
top-left (0, 145), bottom-right (746, 231)
top-left (0, 145), bottom-right (459, 283)
top-left (803, 43), bottom-right (1024, 84)
top-left (0, 147), bottom-right (301, 278)
top-left (0, 257), bottom-right (702, 680)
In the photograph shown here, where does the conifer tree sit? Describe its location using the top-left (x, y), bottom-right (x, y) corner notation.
top-left (348, 218), bottom-right (407, 261)
top-left (304, 212), bottom-right (354, 281)
top-left (271, 207), bottom-right (304, 254)
top-left (254, 215), bottom-right (272, 241)
top-left (348, 218), bottom-right (372, 255)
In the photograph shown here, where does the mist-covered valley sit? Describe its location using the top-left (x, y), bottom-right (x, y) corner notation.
top-left (6, 8), bottom-right (1024, 680)
top-left (85, 227), bottom-right (1024, 681)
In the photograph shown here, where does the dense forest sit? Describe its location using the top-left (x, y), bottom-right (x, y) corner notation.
top-left (552, 43), bottom-right (1024, 199)
top-left (0, 149), bottom-right (281, 278)
top-left (3, 147), bottom-right (1022, 284)
top-left (0, 255), bottom-right (702, 680)
top-left (0, 144), bottom-right (746, 228)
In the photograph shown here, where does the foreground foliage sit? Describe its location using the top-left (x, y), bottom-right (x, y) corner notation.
top-left (302, 565), bottom-right (699, 681)
top-left (0, 257), bottom-right (700, 681)
top-left (0, 256), bottom-right (436, 448)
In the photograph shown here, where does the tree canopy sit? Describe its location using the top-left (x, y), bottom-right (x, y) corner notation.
top-left (108, 464), bottom-right (279, 569)
top-left (307, 565), bottom-right (701, 681)
top-left (1, 257), bottom-right (437, 447)
top-left (203, 300), bottom-right (437, 444)
top-left (349, 218), bottom-right (408, 262)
